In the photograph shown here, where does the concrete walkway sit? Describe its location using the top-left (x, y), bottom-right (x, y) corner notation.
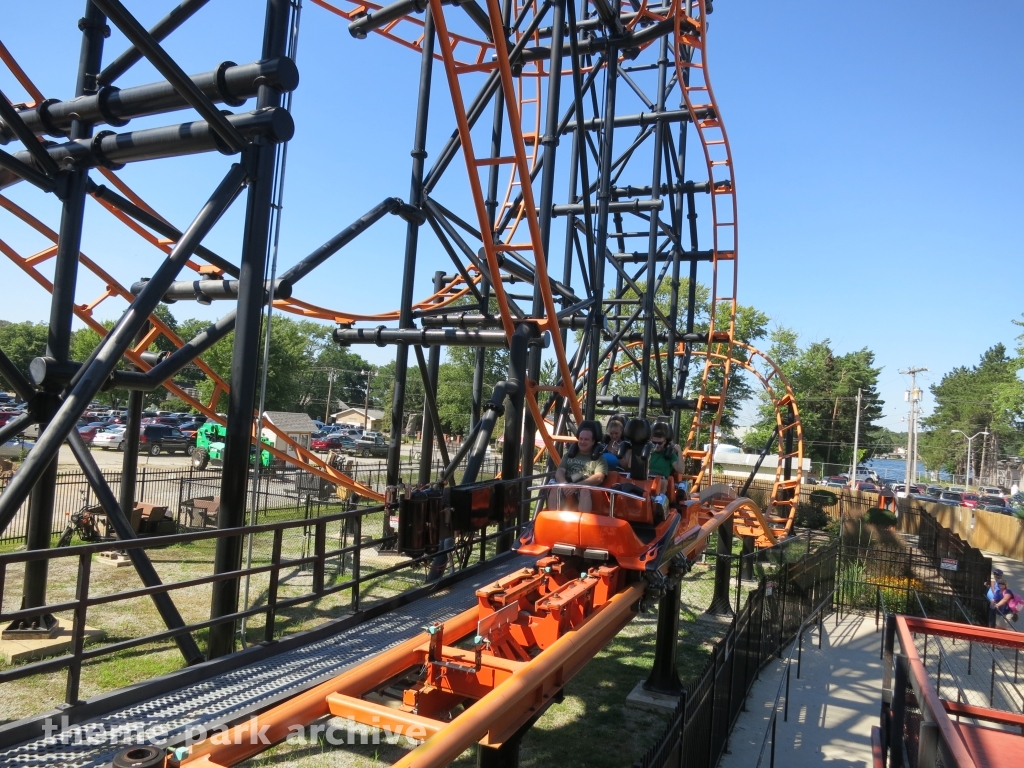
top-left (720, 612), bottom-right (883, 768)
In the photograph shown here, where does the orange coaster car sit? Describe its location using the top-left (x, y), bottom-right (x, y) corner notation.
top-left (515, 473), bottom-right (701, 573)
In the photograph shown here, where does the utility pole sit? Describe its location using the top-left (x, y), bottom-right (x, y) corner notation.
top-left (900, 367), bottom-right (927, 490)
top-left (979, 431), bottom-right (989, 487)
top-left (362, 369), bottom-right (372, 431)
top-left (325, 369), bottom-right (337, 424)
top-left (849, 388), bottom-right (862, 490)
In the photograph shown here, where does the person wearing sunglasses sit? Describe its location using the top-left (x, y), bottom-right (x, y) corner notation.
top-left (649, 422), bottom-right (685, 501)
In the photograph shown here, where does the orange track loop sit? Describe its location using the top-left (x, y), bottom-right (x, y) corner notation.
top-left (429, 0), bottom-right (583, 465)
top-left (666, 0), bottom-right (738, 494)
top-left (588, 340), bottom-right (802, 545)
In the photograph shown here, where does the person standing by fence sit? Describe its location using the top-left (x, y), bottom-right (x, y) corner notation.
top-left (986, 568), bottom-right (1005, 626)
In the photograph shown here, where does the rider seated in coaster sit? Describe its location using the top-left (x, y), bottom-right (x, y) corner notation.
top-left (648, 421), bottom-right (685, 500)
top-left (548, 420), bottom-right (608, 512)
top-left (602, 414), bottom-right (630, 472)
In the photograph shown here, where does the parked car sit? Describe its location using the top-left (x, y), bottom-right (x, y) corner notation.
top-left (978, 496), bottom-right (1009, 513)
top-left (0, 411), bottom-right (22, 428)
top-left (924, 486), bottom-right (943, 498)
top-left (311, 434), bottom-right (356, 451)
top-left (92, 425), bottom-right (127, 450)
top-left (351, 435), bottom-right (388, 458)
top-left (362, 430), bottom-right (384, 442)
top-left (76, 424), bottom-right (99, 443)
top-left (938, 491), bottom-right (963, 506)
top-left (855, 481), bottom-right (879, 493)
top-left (961, 493), bottom-right (979, 509)
top-left (138, 425), bottom-right (192, 456)
top-left (177, 421), bottom-right (202, 439)
top-left (978, 486), bottom-right (1006, 499)
top-left (823, 476), bottom-right (847, 488)
top-left (0, 437), bottom-right (33, 458)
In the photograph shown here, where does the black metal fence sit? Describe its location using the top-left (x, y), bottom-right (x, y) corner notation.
top-left (0, 456), bottom-right (504, 546)
top-left (837, 502), bottom-right (992, 626)
top-left (0, 468), bottom-right (531, 707)
top-left (635, 541), bottom-right (839, 768)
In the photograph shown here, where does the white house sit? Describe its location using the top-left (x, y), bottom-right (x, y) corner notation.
top-left (711, 443), bottom-right (813, 482)
top-left (329, 407), bottom-right (384, 431)
top-left (262, 411), bottom-right (318, 457)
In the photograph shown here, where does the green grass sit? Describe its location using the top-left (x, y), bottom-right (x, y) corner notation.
top-left (1, 513), bottom-right (762, 766)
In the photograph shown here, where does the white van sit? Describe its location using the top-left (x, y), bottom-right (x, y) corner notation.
top-left (841, 467), bottom-right (879, 484)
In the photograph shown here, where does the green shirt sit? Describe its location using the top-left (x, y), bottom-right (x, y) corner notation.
top-left (559, 451), bottom-right (609, 482)
top-left (649, 446), bottom-right (676, 477)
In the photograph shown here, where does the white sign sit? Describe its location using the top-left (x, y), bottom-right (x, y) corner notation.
top-left (940, 558), bottom-right (958, 571)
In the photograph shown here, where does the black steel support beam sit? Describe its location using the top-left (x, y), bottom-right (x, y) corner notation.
top-left (418, 313), bottom-right (587, 330)
top-left (334, 327), bottom-right (545, 348)
top-left (595, 394), bottom-right (697, 410)
top-left (14, 0), bottom-right (108, 635)
top-left (1, 58), bottom-right (297, 144)
top-left (88, 180), bottom-right (239, 276)
top-left (498, 325), bottom-right (530, 552)
top-left (551, 197), bottom-right (663, 217)
top-left (0, 88), bottom-right (61, 177)
top-left (584, 0), bottom-right (621, 420)
top-left (559, 108), bottom-right (699, 134)
top-left (0, 163), bottom-right (247, 538)
top-left (0, 146), bottom-right (57, 193)
top-left (707, 513), bottom-right (734, 616)
top-left (522, 0), bottom-right (565, 479)
top-left (91, 0), bottom-right (248, 152)
top-left (386, 7), bottom-right (435, 491)
top-left (644, 577), bottom-right (684, 694)
top-left (0, 412), bottom-right (35, 446)
top-left (413, 343), bottom-right (451, 480)
top-left (0, 347), bottom-right (35, 399)
top-left (0, 109), bottom-right (293, 191)
top-left (129, 277), bottom-right (291, 304)
top-left (208, 0), bottom-right (291, 660)
top-left (638, 37), bottom-right (669, 420)
top-left (417, 271), bottom-right (448, 484)
top-left (66, 431), bottom-right (203, 666)
top-left (98, 0), bottom-right (213, 86)
top-left (279, 197), bottom-right (412, 283)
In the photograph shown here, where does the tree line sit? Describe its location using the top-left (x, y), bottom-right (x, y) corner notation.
top-left (8, 299), bottom-right (1020, 478)
top-left (917, 318), bottom-right (1024, 481)
top-left (0, 312), bottom-right (488, 434)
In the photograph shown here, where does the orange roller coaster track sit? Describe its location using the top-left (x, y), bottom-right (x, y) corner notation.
top-left (0, 0), bottom-right (768, 680)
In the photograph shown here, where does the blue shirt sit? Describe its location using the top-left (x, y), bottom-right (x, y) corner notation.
top-left (602, 451), bottom-right (621, 471)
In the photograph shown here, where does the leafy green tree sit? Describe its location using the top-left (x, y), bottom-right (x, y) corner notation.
top-left (744, 328), bottom-right (885, 474)
top-left (0, 320), bottom-right (48, 392)
top-left (436, 346), bottom-right (508, 436)
top-left (918, 342), bottom-right (1024, 478)
top-left (374, 357), bottom-right (424, 435)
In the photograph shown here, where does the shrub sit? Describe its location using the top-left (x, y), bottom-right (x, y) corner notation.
top-left (794, 502), bottom-right (830, 530)
top-left (864, 507), bottom-right (898, 527)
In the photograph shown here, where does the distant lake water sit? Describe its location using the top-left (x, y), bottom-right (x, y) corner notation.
top-left (865, 458), bottom-right (951, 482)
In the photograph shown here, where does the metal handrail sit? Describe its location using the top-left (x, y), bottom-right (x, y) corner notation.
top-left (0, 479), bottom-right (540, 703)
top-left (529, 482), bottom-right (648, 517)
top-left (755, 587), bottom-right (836, 768)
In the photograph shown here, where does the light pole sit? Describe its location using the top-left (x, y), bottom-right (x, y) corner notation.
top-left (951, 430), bottom-right (989, 489)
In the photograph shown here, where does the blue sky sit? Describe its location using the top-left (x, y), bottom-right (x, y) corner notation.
top-left (1, 1), bottom-right (1021, 431)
